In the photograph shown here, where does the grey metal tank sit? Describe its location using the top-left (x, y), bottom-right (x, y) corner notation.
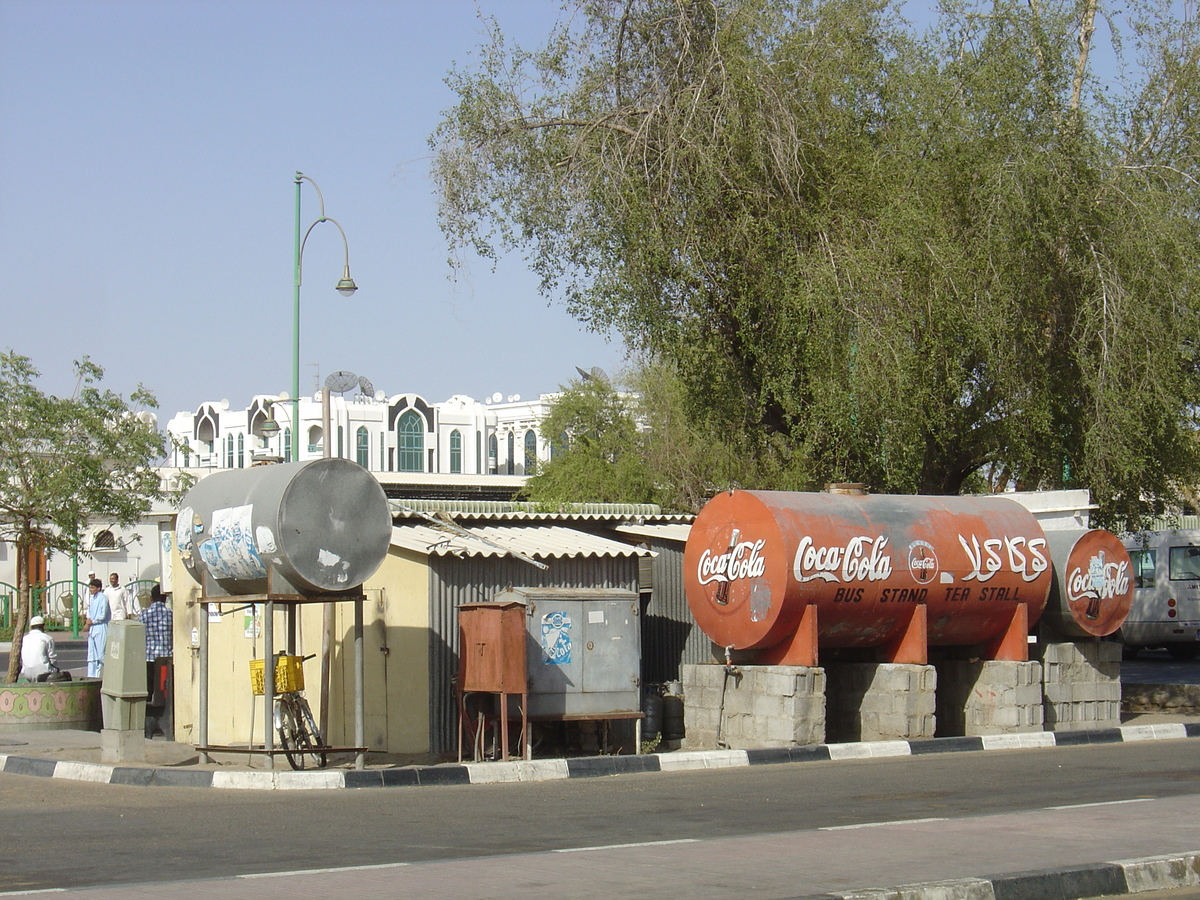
top-left (175, 458), bottom-right (391, 596)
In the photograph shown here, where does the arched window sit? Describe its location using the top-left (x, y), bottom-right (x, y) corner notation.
top-left (93, 529), bottom-right (117, 551)
top-left (237, 433), bottom-right (245, 468)
top-left (225, 434), bottom-right (235, 469)
top-left (523, 430), bottom-right (537, 475)
top-left (379, 433), bottom-right (386, 472)
top-left (356, 426), bottom-right (370, 468)
top-left (284, 428), bottom-right (292, 461)
top-left (450, 429), bottom-right (462, 474)
top-left (506, 432), bottom-right (515, 475)
top-left (397, 411), bottom-right (424, 472)
top-left (488, 434), bottom-right (498, 474)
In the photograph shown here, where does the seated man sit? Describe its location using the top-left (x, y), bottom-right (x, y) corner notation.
top-left (20, 615), bottom-right (58, 682)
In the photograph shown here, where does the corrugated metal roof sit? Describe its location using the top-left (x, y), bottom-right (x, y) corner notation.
top-left (391, 523), bottom-right (655, 560)
top-left (388, 498), bottom-right (691, 523)
top-left (613, 523), bottom-right (692, 544)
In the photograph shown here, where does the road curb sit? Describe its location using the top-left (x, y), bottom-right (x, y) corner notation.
top-left (790, 851), bottom-right (1200, 899)
top-left (1, 720), bottom-right (1197, 792)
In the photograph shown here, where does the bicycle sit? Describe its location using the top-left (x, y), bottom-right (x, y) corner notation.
top-left (252, 652), bottom-right (328, 770)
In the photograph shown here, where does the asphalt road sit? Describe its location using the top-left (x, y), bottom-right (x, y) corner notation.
top-left (1, 739), bottom-right (1198, 894)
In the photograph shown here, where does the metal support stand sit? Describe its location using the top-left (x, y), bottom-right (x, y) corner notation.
top-left (194, 566), bottom-right (367, 768)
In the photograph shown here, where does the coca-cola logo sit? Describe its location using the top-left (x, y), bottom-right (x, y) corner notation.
top-left (793, 534), bottom-right (893, 583)
top-left (1067, 556), bottom-right (1130, 604)
top-left (697, 529), bottom-right (767, 586)
top-left (908, 540), bottom-right (938, 584)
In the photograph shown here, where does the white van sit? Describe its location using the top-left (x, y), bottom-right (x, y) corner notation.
top-left (1120, 530), bottom-right (1200, 659)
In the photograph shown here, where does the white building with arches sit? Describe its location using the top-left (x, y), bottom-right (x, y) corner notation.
top-left (163, 388), bottom-right (557, 478)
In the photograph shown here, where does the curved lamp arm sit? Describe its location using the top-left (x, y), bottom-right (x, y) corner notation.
top-left (298, 216), bottom-right (358, 296)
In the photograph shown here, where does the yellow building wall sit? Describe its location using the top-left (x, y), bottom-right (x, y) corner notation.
top-left (169, 543), bottom-right (433, 760)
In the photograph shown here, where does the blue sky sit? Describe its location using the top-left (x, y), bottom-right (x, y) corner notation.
top-left (0, 0), bottom-right (620, 420)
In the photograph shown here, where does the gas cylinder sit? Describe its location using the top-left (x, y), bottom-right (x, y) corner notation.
top-left (684, 490), bottom-right (1054, 663)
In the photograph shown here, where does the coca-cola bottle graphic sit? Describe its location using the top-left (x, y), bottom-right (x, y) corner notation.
top-left (1085, 551), bottom-right (1105, 620)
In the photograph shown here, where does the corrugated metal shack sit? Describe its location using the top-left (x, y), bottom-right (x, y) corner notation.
top-left (388, 501), bottom-right (696, 757)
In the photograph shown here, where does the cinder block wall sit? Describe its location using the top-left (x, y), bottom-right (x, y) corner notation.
top-left (680, 664), bottom-right (825, 750)
top-left (1036, 640), bottom-right (1121, 732)
top-left (824, 663), bottom-right (936, 743)
top-left (936, 660), bottom-right (1044, 736)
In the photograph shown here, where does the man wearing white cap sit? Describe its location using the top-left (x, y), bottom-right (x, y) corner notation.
top-left (20, 616), bottom-right (58, 681)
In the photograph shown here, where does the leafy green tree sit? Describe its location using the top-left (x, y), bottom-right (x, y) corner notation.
top-left (433, 0), bottom-right (1200, 524)
top-left (523, 374), bottom-right (658, 505)
top-left (0, 353), bottom-right (164, 682)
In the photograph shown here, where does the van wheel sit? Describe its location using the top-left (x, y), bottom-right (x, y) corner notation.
top-left (1166, 644), bottom-right (1199, 661)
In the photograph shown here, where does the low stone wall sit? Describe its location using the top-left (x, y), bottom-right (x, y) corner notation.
top-left (1123, 682), bottom-right (1200, 714)
top-left (825, 663), bottom-right (936, 742)
top-left (0, 680), bottom-right (102, 733)
top-left (1037, 641), bottom-right (1122, 732)
top-left (681, 664), bottom-right (825, 750)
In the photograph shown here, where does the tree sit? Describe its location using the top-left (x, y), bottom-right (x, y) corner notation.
top-left (432, 0), bottom-right (1200, 524)
top-left (523, 373), bottom-right (658, 505)
top-left (0, 353), bottom-right (164, 682)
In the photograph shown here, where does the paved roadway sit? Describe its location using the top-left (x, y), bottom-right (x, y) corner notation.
top-left (1, 737), bottom-right (1198, 897)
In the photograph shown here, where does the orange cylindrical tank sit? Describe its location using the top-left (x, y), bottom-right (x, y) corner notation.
top-left (684, 490), bottom-right (1054, 658)
top-left (1041, 529), bottom-right (1134, 638)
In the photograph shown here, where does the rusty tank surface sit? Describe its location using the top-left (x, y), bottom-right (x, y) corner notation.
top-left (684, 490), bottom-right (1055, 665)
top-left (1041, 529), bottom-right (1134, 639)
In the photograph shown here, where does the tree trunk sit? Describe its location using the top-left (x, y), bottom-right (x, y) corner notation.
top-left (5, 532), bottom-right (31, 683)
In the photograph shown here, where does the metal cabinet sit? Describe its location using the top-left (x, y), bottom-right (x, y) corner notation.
top-left (457, 600), bottom-right (528, 761)
top-left (494, 587), bottom-right (641, 719)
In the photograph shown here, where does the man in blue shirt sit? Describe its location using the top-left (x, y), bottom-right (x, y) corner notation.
top-left (83, 578), bottom-right (109, 678)
top-left (141, 585), bottom-right (173, 738)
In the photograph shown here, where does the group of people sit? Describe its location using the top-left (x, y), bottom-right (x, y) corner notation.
top-left (82, 572), bottom-right (142, 678)
top-left (20, 572), bottom-right (173, 686)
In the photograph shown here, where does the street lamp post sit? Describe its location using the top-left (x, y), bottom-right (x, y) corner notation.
top-left (292, 171), bottom-right (358, 462)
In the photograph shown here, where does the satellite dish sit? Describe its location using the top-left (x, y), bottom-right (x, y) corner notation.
top-left (325, 370), bottom-right (359, 394)
top-left (358, 376), bottom-right (375, 397)
top-left (575, 366), bottom-right (609, 383)
top-left (374, 390), bottom-right (385, 402)
top-left (491, 392), bottom-right (503, 403)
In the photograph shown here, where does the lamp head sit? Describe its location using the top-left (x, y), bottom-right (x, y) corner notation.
top-left (336, 264), bottom-right (358, 297)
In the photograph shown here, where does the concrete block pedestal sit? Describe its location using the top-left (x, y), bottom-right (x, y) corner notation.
top-left (936, 660), bottom-right (1043, 736)
top-left (1037, 640), bottom-right (1122, 732)
top-left (825, 663), bottom-right (936, 743)
top-left (680, 664), bottom-right (825, 750)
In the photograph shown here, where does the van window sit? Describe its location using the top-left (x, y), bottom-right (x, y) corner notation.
top-left (1168, 545), bottom-right (1200, 581)
top-left (1130, 549), bottom-right (1156, 588)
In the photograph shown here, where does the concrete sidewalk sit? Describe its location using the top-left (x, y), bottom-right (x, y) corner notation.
top-left (1, 710), bottom-right (1198, 788)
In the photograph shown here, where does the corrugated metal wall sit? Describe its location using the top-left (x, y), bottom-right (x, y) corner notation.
top-left (640, 538), bottom-right (712, 685)
top-left (427, 555), bottom-right (640, 757)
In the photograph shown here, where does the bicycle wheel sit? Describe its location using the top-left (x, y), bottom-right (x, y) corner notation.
top-left (274, 696), bottom-right (314, 770)
top-left (294, 696), bottom-right (328, 768)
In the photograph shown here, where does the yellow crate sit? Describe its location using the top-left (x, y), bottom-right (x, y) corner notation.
top-left (249, 655), bottom-right (305, 695)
